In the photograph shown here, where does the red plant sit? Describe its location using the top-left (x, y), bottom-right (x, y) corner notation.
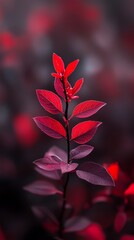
top-left (25, 53), bottom-right (114, 239)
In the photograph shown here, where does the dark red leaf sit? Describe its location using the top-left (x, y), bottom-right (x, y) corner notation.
top-left (53, 53), bottom-right (64, 73)
top-left (70, 145), bottom-right (94, 160)
top-left (72, 78), bottom-right (84, 95)
top-left (36, 89), bottom-right (63, 114)
top-left (107, 162), bottom-right (119, 181)
top-left (60, 162), bottom-right (78, 174)
top-left (124, 183), bottom-right (134, 196)
top-left (114, 211), bottom-right (127, 233)
top-left (34, 156), bottom-right (61, 171)
top-left (70, 100), bottom-right (106, 119)
top-left (24, 180), bottom-right (62, 195)
top-left (76, 162), bottom-right (115, 186)
top-left (33, 116), bottom-right (66, 139)
top-left (54, 78), bottom-right (65, 99)
top-left (64, 216), bottom-right (91, 232)
top-left (46, 146), bottom-right (67, 163)
top-left (71, 121), bottom-right (101, 144)
top-left (64, 59), bottom-right (79, 78)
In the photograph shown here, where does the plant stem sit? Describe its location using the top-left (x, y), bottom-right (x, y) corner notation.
top-left (58, 77), bottom-right (70, 239)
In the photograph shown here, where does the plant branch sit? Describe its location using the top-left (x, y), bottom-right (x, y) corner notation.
top-left (58, 77), bottom-right (71, 239)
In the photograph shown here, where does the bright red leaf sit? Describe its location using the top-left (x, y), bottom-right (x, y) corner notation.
top-left (70, 145), bottom-right (94, 160)
top-left (107, 162), bottom-right (119, 181)
top-left (76, 162), bottom-right (115, 186)
top-left (70, 100), bottom-right (106, 119)
top-left (64, 59), bottom-right (79, 78)
top-left (36, 89), bottom-right (63, 114)
top-left (33, 116), bottom-right (66, 139)
top-left (53, 53), bottom-right (64, 73)
top-left (72, 78), bottom-right (84, 95)
top-left (71, 121), bottom-right (101, 144)
top-left (124, 183), bottom-right (134, 196)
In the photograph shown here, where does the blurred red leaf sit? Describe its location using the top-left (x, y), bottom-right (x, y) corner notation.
top-left (34, 155), bottom-right (61, 171)
top-left (60, 162), bottom-right (78, 174)
top-left (53, 53), bottom-right (65, 73)
top-left (13, 114), bottom-right (38, 146)
top-left (64, 216), bottom-right (91, 232)
top-left (107, 162), bottom-right (119, 181)
top-left (78, 223), bottom-right (106, 240)
top-left (71, 121), bottom-right (101, 144)
top-left (33, 116), bottom-right (66, 139)
top-left (76, 162), bottom-right (115, 186)
top-left (24, 180), bottom-right (62, 196)
top-left (70, 145), bottom-right (94, 160)
top-left (124, 183), bottom-right (134, 196)
top-left (70, 100), bottom-right (106, 119)
top-left (114, 211), bottom-right (127, 233)
top-left (64, 59), bottom-right (79, 78)
top-left (36, 89), bottom-right (63, 114)
top-left (72, 78), bottom-right (84, 95)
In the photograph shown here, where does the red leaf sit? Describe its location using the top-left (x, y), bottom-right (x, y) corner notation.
top-left (70, 100), bottom-right (106, 119)
top-left (53, 53), bottom-right (64, 73)
top-left (107, 162), bottom-right (119, 181)
top-left (24, 180), bottom-right (62, 195)
top-left (34, 156), bottom-right (61, 171)
top-left (124, 183), bottom-right (134, 196)
top-left (70, 145), bottom-right (94, 160)
top-left (76, 162), bottom-right (115, 186)
top-left (54, 78), bottom-right (65, 99)
top-left (64, 59), bottom-right (79, 78)
top-left (71, 121), bottom-right (101, 144)
top-left (72, 78), bottom-right (84, 95)
top-left (33, 116), bottom-right (66, 139)
top-left (114, 211), bottom-right (127, 233)
top-left (64, 216), bottom-right (91, 232)
top-left (36, 90), bottom-right (63, 114)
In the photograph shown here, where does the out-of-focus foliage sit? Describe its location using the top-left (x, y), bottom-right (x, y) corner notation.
top-left (0, 0), bottom-right (134, 239)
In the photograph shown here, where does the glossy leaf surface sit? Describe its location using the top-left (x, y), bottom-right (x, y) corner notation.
top-left (36, 89), bottom-right (63, 114)
top-left (34, 116), bottom-right (66, 139)
top-left (71, 121), bottom-right (101, 144)
top-left (76, 162), bottom-right (115, 186)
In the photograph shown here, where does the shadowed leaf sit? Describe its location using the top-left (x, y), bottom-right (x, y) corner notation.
top-left (70, 100), bottom-right (106, 119)
top-left (70, 145), bottom-right (94, 160)
top-left (33, 116), bottom-right (66, 139)
top-left (36, 90), bottom-right (63, 114)
top-left (71, 121), bottom-right (101, 144)
top-left (76, 162), bottom-right (115, 186)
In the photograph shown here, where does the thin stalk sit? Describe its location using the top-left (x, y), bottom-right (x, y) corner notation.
top-left (58, 77), bottom-right (71, 239)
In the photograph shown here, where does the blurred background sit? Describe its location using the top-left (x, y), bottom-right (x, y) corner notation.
top-left (0, 0), bottom-right (134, 239)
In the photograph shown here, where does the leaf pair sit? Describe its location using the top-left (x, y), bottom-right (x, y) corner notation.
top-left (34, 116), bottom-right (101, 144)
top-left (52, 53), bottom-right (79, 79)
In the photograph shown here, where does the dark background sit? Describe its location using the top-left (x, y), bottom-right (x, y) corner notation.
top-left (0, 0), bottom-right (134, 239)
